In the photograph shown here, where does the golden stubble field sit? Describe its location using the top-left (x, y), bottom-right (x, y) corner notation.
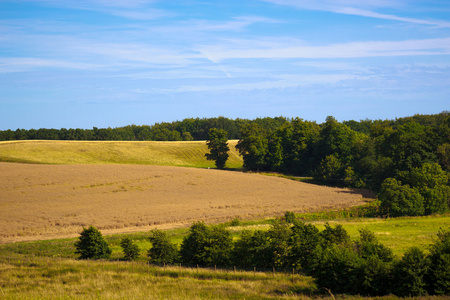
top-left (0, 162), bottom-right (372, 243)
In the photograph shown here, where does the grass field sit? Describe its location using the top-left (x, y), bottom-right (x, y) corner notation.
top-left (0, 215), bottom-right (448, 299)
top-left (0, 162), bottom-right (369, 243)
top-left (0, 140), bottom-right (243, 168)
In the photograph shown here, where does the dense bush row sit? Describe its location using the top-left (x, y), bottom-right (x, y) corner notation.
top-left (76, 221), bottom-right (450, 296)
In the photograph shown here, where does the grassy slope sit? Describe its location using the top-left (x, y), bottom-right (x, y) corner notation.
top-left (0, 140), bottom-right (243, 168)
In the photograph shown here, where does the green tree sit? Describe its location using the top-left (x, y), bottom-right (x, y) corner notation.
top-left (120, 237), bottom-right (140, 261)
top-left (205, 128), bottom-right (229, 169)
top-left (410, 163), bottom-right (449, 214)
top-left (231, 230), bottom-right (271, 268)
top-left (235, 123), bottom-right (268, 171)
top-left (148, 229), bottom-right (179, 264)
top-left (179, 222), bottom-right (233, 266)
top-left (74, 226), bottom-right (111, 259)
top-left (392, 247), bottom-right (429, 297)
top-left (287, 221), bottom-right (322, 272)
top-left (427, 230), bottom-right (450, 295)
top-left (378, 178), bottom-right (425, 217)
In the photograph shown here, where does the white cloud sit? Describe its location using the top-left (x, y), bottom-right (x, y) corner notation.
top-left (198, 37), bottom-right (450, 61)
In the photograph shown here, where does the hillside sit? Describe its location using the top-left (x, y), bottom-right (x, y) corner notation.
top-left (0, 162), bottom-right (371, 243)
top-left (0, 140), bottom-right (243, 168)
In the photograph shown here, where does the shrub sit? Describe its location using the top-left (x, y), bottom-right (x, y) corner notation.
top-left (392, 247), bottom-right (429, 297)
top-left (74, 226), bottom-right (111, 259)
top-left (148, 229), bottom-right (179, 264)
top-left (355, 229), bottom-right (394, 263)
top-left (284, 211), bottom-right (296, 223)
top-left (314, 244), bottom-right (363, 294)
top-left (180, 222), bottom-right (233, 266)
top-left (287, 221), bottom-right (321, 273)
top-left (120, 237), bottom-right (140, 261)
top-left (320, 222), bottom-right (351, 248)
top-left (359, 255), bottom-right (393, 296)
top-left (231, 230), bottom-right (271, 268)
top-left (427, 230), bottom-right (450, 295)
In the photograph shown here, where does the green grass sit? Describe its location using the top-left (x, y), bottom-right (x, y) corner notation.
top-left (1, 215), bottom-right (449, 298)
top-left (0, 140), bottom-right (243, 168)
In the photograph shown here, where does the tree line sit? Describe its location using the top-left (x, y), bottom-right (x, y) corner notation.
top-left (76, 219), bottom-right (450, 296)
top-left (0, 116), bottom-right (287, 141)
top-left (230, 112), bottom-right (450, 217)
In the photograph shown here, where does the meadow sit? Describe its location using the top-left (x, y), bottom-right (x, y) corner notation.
top-left (0, 140), bottom-right (243, 168)
top-left (0, 215), bottom-right (449, 299)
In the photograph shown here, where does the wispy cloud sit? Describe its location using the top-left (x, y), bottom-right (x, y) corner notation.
top-left (199, 37), bottom-right (450, 61)
top-left (0, 57), bottom-right (102, 73)
top-left (261, 0), bottom-right (450, 27)
top-left (21, 0), bottom-right (170, 20)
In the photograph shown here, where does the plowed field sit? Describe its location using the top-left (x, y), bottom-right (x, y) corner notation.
top-left (0, 162), bottom-right (372, 243)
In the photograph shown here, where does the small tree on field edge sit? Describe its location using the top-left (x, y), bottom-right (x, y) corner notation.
top-left (120, 237), bottom-right (140, 261)
top-left (75, 226), bottom-right (111, 259)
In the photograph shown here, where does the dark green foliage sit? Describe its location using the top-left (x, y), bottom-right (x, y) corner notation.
top-left (148, 229), bottom-right (179, 264)
top-left (179, 222), bottom-right (209, 265)
top-left (410, 163), bottom-right (450, 214)
top-left (359, 255), bottom-right (393, 296)
top-left (267, 220), bottom-right (292, 268)
top-left (231, 230), bottom-right (271, 268)
top-left (120, 237), bottom-right (140, 261)
top-left (205, 128), bottom-right (229, 169)
top-left (179, 222), bottom-right (233, 266)
top-left (427, 230), bottom-right (450, 295)
top-left (378, 178), bottom-right (425, 216)
top-left (284, 211), bottom-right (296, 223)
top-left (392, 247), bottom-right (429, 296)
top-left (314, 244), bottom-right (363, 294)
top-left (355, 229), bottom-right (394, 262)
top-left (235, 123), bottom-right (268, 171)
top-left (287, 221), bottom-right (321, 273)
top-left (319, 223), bottom-right (351, 248)
top-left (74, 226), bottom-right (111, 260)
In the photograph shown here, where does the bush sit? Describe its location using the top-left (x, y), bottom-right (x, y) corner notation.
top-left (287, 221), bottom-right (321, 273)
top-left (180, 222), bottom-right (233, 266)
top-left (148, 229), bottom-right (179, 264)
top-left (378, 178), bottom-right (425, 216)
top-left (120, 237), bottom-right (140, 261)
top-left (74, 226), bottom-right (111, 259)
top-left (284, 211), bottom-right (296, 223)
top-left (314, 244), bottom-right (363, 294)
top-left (355, 229), bottom-right (394, 263)
top-left (392, 247), bottom-right (429, 297)
top-left (231, 230), bottom-right (271, 268)
top-left (427, 230), bottom-right (450, 295)
top-left (320, 223), bottom-right (351, 248)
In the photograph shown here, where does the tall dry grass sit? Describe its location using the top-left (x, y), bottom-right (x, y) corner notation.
top-left (0, 253), bottom-right (315, 299)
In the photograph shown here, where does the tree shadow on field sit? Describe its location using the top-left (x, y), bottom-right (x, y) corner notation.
top-left (337, 189), bottom-right (375, 199)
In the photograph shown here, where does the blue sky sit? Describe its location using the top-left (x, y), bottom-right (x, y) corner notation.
top-left (1, 0), bottom-right (449, 130)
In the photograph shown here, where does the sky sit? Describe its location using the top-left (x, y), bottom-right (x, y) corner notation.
top-left (0, 0), bottom-right (449, 130)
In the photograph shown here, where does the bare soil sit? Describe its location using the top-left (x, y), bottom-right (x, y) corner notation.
top-left (0, 162), bottom-right (373, 243)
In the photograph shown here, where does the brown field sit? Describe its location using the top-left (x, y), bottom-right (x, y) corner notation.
top-left (0, 162), bottom-right (373, 243)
